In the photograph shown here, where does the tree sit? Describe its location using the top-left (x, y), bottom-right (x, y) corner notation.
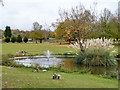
top-left (4, 26), bottom-right (12, 38)
top-left (33, 22), bottom-right (42, 31)
top-left (109, 15), bottom-right (119, 40)
top-left (56, 3), bottom-right (97, 51)
top-left (11, 36), bottom-right (16, 43)
top-left (23, 36), bottom-right (28, 43)
top-left (31, 22), bottom-right (43, 43)
top-left (17, 35), bottom-right (22, 43)
top-left (55, 22), bottom-right (65, 44)
top-left (97, 8), bottom-right (120, 40)
top-left (98, 8), bottom-right (113, 39)
top-left (5, 36), bottom-right (10, 43)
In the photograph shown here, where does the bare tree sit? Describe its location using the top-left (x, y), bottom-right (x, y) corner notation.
top-left (33, 22), bottom-right (42, 31)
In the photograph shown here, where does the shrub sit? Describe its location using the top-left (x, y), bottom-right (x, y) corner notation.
top-left (17, 35), bottom-right (22, 43)
top-left (100, 71), bottom-right (117, 79)
top-left (23, 36), bottom-right (28, 43)
top-left (75, 48), bottom-right (116, 67)
top-left (79, 70), bottom-right (87, 74)
top-left (25, 65), bottom-right (29, 68)
top-left (11, 36), bottom-right (16, 43)
top-left (2, 56), bottom-right (13, 66)
top-left (29, 65), bottom-right (35, 69)
top-left (5, 36), bottom-right (10, 43)
top-left (71, 38), bottom-right (116, 67)
top-left (70, 38), bottom-right (114, 55)
top-left (7, 54), bottom-right (14, 58)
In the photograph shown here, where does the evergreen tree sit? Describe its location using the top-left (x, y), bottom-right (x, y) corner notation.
top-left (23, 36), bottom-right (28, 43)
top-left (17, 35), bottom-right (22, 43)
top-left (4, 26), bottom-right (12, 38)
top-left (5, 36), bottom-right (10, 43)
top-left (11, 36), bottom-right (16, 43)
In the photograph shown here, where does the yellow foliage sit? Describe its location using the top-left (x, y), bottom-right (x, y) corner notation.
top-left (75, 28), bottom-right (78, 30)
top-left (70, 26), bottom-right (74, 29)
top-left (74, 31), bottom-right (78, 33)
top-left (81, 35), bottom-right (83, 39)
top-left (67, 29), bottom-right (71, 34)
top-left (54, 32), bottom-right (57, 35)
top-left (84, 27), bottom-right (87, 30)
top-left (66, 27), bottom-right (69, 30)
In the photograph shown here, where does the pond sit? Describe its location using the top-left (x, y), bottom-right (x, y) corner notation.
top-left (15, 57), bottom-right (117, 75)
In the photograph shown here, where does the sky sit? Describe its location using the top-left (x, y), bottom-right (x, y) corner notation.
top-left (0, 0), bottom-right (119, 31)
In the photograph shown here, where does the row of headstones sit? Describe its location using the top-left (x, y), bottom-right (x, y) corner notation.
top-left (53, 73), bottom-right (61, 79)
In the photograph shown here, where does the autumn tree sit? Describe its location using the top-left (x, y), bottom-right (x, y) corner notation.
top-left (54, 22), bottom-right (65, 44)
top-left (57, 3), bottom-right (97, 51)
top-left (49, 31), bottom-right (55, 38)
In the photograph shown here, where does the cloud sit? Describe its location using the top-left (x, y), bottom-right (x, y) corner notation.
top-left (0, 0), bottom-right (118, 31)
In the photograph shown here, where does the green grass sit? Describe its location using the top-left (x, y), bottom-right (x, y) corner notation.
top-left (2, 66), bottom-right (118, 88)
top-left (2, 42), bottom-right (75, 55)
top-left (110, 45), bottom-right (119, 56)
top-left (2, 42), bottom-right (119, 56)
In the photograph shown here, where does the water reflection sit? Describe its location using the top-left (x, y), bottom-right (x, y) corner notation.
top-left (15, 57), bottom-right (117, 75)
top-left (60, 58), bottom-right (117, 74)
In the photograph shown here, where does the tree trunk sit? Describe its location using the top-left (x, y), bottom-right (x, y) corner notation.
top-left (116, 38), bottom-right (118, 41)
top-left (36, 39), bottom-right (37, 43)
top-left (68, 39), bottom-right (71, 44)
top-left (60, 42), bottom-right (62, 45)
top-left (40, 39), bottom-right (42, 43)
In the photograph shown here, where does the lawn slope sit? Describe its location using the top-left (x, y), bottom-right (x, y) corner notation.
top-left (2, 66), bottom-right (118, 88)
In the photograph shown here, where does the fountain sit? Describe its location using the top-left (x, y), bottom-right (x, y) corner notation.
top-left (44, 50), bottom-right (52, 61)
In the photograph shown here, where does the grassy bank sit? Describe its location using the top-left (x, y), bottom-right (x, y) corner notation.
top-left (2, 66), bottom-right (118, 88)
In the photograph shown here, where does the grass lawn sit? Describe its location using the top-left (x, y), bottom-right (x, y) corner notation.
top-left (2, 66), bottom-right (118, 88)
top-left (2, 42), bottom-right (119, 56)
top-left (2, 42), bottom-right (76, 55)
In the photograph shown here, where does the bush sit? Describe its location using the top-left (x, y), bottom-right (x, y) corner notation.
top-left (100, 71), bottom-right (117, 79)
top-left (23, 36), bottom-right (28, 43)
top-left (17, 35), bottom-right (22, 43)
top-left (29, 65), bottom-right (35, 69)
top-left (75, 48), bottom-right (116, 67)
top-left (5, 36), bottom-right (10, 43)
top-left (2, 55), bottom-right (13, 66)
top-left (11, 36), bottom-right (16, 43)
top-left (7, 54), bottom-right (14, 58)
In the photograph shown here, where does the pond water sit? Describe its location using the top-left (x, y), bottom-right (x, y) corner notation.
top-left (15, 57), bottom-right (117, 75)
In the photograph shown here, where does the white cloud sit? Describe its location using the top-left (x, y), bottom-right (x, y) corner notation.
top-left (0, 0), bottom-right (118, 31)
